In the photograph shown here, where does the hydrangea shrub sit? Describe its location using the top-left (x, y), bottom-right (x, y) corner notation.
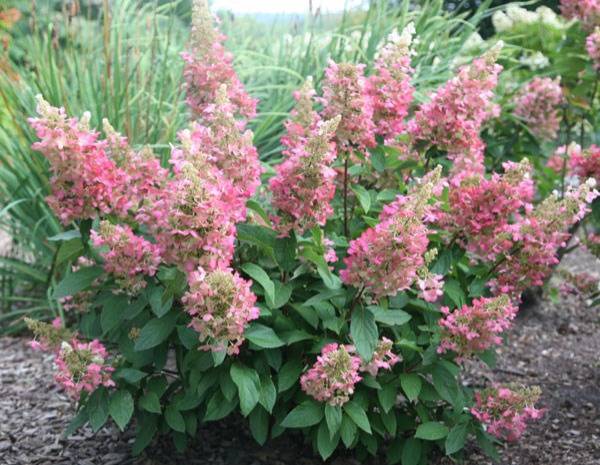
top-left (26, 1), bottom-right (599, 463)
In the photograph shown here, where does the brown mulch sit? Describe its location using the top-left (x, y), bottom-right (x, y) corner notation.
top-left (1, 250), bottom-right (600, 465)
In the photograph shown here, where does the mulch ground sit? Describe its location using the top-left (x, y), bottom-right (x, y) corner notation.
top-left (1, 250), bottom-right (599, 465)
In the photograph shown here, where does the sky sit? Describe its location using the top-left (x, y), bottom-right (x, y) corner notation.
top-left (211, 0), bottom-right (365, 14)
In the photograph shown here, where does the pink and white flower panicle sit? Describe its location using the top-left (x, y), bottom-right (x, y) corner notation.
top-left (182, 0), bottom-right (257, 120)
top-left (514, 77), bottom-right (563, 140)
top-left (54, 338), bottom-right (115, 398)
top-left (91, 221), bottom-right (162, 294)
top-left (341, 167), bottom-right (442, 299)
top-left (360, 337), bottom-right (401, 376)
top-left (300, 343), bottom-right (362, 406)
top-left (471, 384), bottom-right (543, 441)
top-left (320, 60), bottom-right (376, 154)
top-left (183, 268), bottom-right (259, 355)
top-left (270, 116), bottom-right (341, 236)
top-left (438, 295), bottom-right (518, 358)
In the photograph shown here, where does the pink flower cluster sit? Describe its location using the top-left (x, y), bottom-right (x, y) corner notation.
top-left (300, 343), bottom-right (362, 406)
top-left (341, 196), bottom-right (429, 298)
top-left (341, 169), bottom-right (440, 299)
top-left (442, 160), bottom-right (534, 262)
top-left (29, 98), bottom-right (130, 224)
top-left (471, 385), bottom-right (543, 441)
top-left (570, 144), bottom-right (600, 181)
top-left (514, 77), bottom-right (563, 140)
top-left (368, 26), bottom-right (415, 143)
top-left (320, 61), bottom-right (376, 154)
top-left (183, 268), bottom-right (259, 355)
top-left (438, 295), bottom-right (517, 358)
top-left (586, 28), bottom-right (600, 70)
top-left (417, 273), bottom-right (444, 302)
top-left (54, 338), bottom-right (115, 398)
top-left (560, 0), bottom-right (600, 31)
top-left (91, 222), bottom-right (162, 294)
top-left (182, 0), bottom-right (257, 120)
top-left (26, 318), bottom-right (114, 398)
top-left (409, 45), bottom-right (502, 156)
top-left (281, 77), bottom-right (321, 149)
top-left (491, 180), bottom-right (599, 297)
top-left (270, 117), bottom-right (340, 236)
top-left (360, 337), bottom-right (401, 376)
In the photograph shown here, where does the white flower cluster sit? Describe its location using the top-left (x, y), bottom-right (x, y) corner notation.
top-left (492, 5), bottom-right (566, 33)
top-left (519, 51), bottom-right (550, 70)
top-left (375, 22), bottom-right (417, 60)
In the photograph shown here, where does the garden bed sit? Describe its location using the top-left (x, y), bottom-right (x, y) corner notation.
top-left (2, 249), bottom-right (599, 465)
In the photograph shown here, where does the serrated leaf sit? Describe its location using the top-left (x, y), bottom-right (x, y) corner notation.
top-left (368, 305), bottom-right (411, 326)
top-left (445, 423), bottom-right (468, 455)
top-left (343, 401), bottom-right (371, 434)
top-left (132, 413), bottom-right (157, 455)
top-left (281, 401), bottom-right (323, 428)
top-left (415, 422), bottom-right (449, 440)
top-left (53, 266), bottom-right (104, 299)
top-left (317, 421), bottom-right (339, 460)
top-left (351, 184), bottom-right (371, 213)
top-left (401, 438), bottom-right (422, 465)
top-left (245, 323), bottom-right (284, 348)
top-left (400, 374), bottom-right (422, 402)
top-left (139, 392), bottom-right (162, 413)
top-left (241, 263), bottom-right (275, 304)
top-left (249, 406), bottom-right (269, 445)
top-left (350, 307), bottom-right (378, 362)
top-left (101, 294), bottom-right (127, 334)
top-left (134, 311), bottom-right (177, 351)
top-left (324, 404), bottom-right (342, 438)
top-left (165, 405), bottom-right (186, 432)
top-left (378, 383), bottom-right (397, 413)
top-left (109, 390), bottom-right (134, 431)
top-left (230, 363), bottom-right (261, 417)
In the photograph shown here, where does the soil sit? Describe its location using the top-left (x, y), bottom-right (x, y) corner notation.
top-left (1, 250), bottom-right (599, 465)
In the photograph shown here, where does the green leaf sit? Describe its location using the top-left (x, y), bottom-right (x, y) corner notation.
top-left (165, 405), bottom-right (186, 433)
top-left (324, 404), bottom-right (342, 438)
top-left (400, 374), bottom-right (422, 402)
top-left (444, 279), bottom-right (466, 308)
top-left (114, 367), bottom-right (146, 384)
top-left (401, 438), bottom-right (422, 465)
top-left (431, 363), bottom-right (462, 409)
top-left (134, 311), bottom-right (177, 351)
top-left (340, 414), bottom-right (358, 448)
top-left (88, 388), bottom-right (109, 433)
top-left (281, 401), bottom-right (323, 428)
top-left (132, 413), bottom-right (157, 455)
top-left (230, 363), bottom-right (261, 417)
top-left (101, 294), bottom-right (127, 334)
top-left (351, 185), bottom-right (371, 213)
top-left (277, 360), bottom-right (303, 393)
top-left (204, 391), bottom-right (238, 422)
top-left (64, 407), bottom-right (88, 437)
top-left (56, 238), bottom-right (84, 265)
top-left (343, 401), bottom-right (371, 434)
top-left (415, 422), bottom-right (449, 440)
top-left (445, 423), bottom-right (468, 455)
top-left (53, 266), bottom-right (104, 299)
top-left (317, 422), bottom-right (339, 460)
top-left (258, 375), bottom-right (277, 413)
top-left (268, 280), bottom-right (292, 309)
top-left (241, 263), bottom-right (275, 304)
top-left (109, 390), bottom-right (134, 432)
top-left (245, 323), bottom-right (284, 348)
top-left (377, 383), bottom-right (397, 413)
top-left (368, 305), bottom-right (411, 327)
top-left (350, 307), bottom-right (378, 361)
top-left (147, 286), bottom-right (173, 318)
top-left (139, 392), bottom-right (162, 414)
top-left (249, 406), bottom-right (269, 445)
